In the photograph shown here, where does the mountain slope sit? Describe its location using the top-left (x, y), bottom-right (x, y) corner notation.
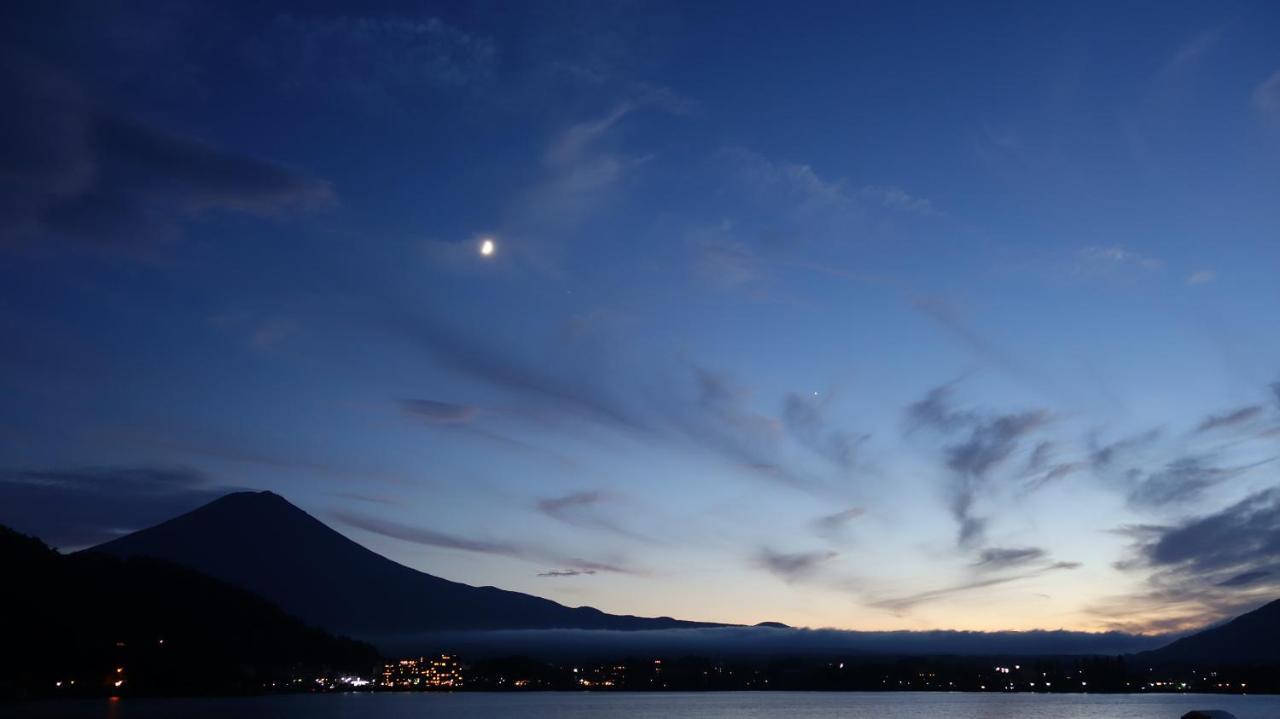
top-left (0, 525), bottom-right (378, 698)
top-left (1138, 599), bottom-right (1280, 665)
top-left (91, 492), bottom-right (723, 646)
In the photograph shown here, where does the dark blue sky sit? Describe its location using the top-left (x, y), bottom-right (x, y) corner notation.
top-left (2, 0), bottom-right (1279, 634)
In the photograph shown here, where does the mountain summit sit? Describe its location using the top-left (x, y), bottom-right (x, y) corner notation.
top-left (92, 491), bottom-right (722, 648)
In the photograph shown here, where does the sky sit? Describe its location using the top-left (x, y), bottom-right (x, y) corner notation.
top-left (2, 0), bottom-right (1280, 636)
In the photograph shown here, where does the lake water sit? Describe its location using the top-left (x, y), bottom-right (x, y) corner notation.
top-left (8, 692), bottom-right (1278, 719)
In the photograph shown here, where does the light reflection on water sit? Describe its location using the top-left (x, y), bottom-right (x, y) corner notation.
top-left (10, 692), bottom-right (1279, 719)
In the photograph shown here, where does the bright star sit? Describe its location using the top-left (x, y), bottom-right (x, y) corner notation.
top-left (479, 238), bottom-right (496, 257)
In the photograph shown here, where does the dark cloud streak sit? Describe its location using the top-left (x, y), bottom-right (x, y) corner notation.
top-left (1101, 489), bottom-right (1280, 632)
top-left (1089, 428), bottom-right (1161, 470)
top-left (1, 58), bottom-right (331, 254)
top-left (755, 547), bottom-right (837, 583)
top-left (907, 384), bottom-right (1048, 547)
top-left (537, 569), bottom-right (597, 578)
top-left (873, 561), bottom-right (1080, 613)
top-left (333, 510), bottom-right (636, 575)
top-left (0, 465), bottom-right (232, 548)
top-left (1196, 405), bottom-right (1264, 433)
top-left (1127, 456), bottom-right (1275, 509)
top-left (535, 490), bottom-right (653, 543)
top-left (400, 398), bottom-right (478, 424)
top-left (973, 547), bottom-right (1047, 570)
top-left (812, 507), bottom-right (865, 536)
top-left (783, 392), bottom-right (866, 470)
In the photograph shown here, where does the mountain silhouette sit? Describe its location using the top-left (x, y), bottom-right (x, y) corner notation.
top-left (91, 491), bottom-right (724, 647)
top-left (1138, 598), bottom-right (1280, 665)
top-left (1, 524), bottom-right (378, 698)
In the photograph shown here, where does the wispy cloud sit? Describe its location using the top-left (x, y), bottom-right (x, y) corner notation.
top-left (679, 365), bottom-right (803, 485)
top-left (860, 185), bottom-right (936, 216)
top-left (723, 147), bottom-right (938, 229)
top-left (329, 491), bottom-right (403, 506)
top-left (698, 239), bottom-right (766, 289)
top-left (255, 14), bottom-right (497, 102)
top-left (382, 310), bottom-right (644, 432)
top-left (1217, 570), bottom-right (1269, 588)
top-left (1254, 69), bottom-right (1280, 118)
top-left (971, 122), bottom-right (1025, 167)
top-left (812, 507), bottom-right (865, 537)
top-left (973, 546), bottom-right (1047, 571)
top-left (1024, 461), bottom-right (1084, 494)
top-left (0, 60), bottom-right (332, 255)
top-left (545, 104), bottom-right (631, 167)
top-left (378, 303), bottom-right (846, 496)
top-left (755, 547), bottom-right (838, 583)
top-left (0, 466), bottom-right (234, 548)
top-left (335, 511), bottom-right (524, 556)
top-left (1195, 405), bottom-right (1263, 433)
top-left (873, 561), bottom-right (1080, 614)
top-left (425, 93), bottom-right (680, 276)
top-left (688, 221), bottom-right (768, 290)
top-left (907, 383), bottom-right (1049, 546)
top-left (946, 411), bottom-right (1049, 480)
top-left (910, 298), bottom-right (1055, 394)
top-left (1127, 456), bottom-right (1274, 509)
top-left (400, 398), bottom-right (479, 425)
top-left (1089, 428), bottom-right (1162, 470)
top-left (508, 102), bottom-right (652, 243)
top-left (1101, 488), bottom-right (1280, 632)
top-left (1187, 269), bottom-right (1217, 285)
top-left (537, 568), bottom-right (597, 578)
top-left (1022, 440), bottom-right (1080, 487)
top-left (782, 391), bottom-right (866, 470)
top-left (538, 490), bottom-right (606, 516)
top-left (334, 510), bottom-right (635, 575)
top-left (535, 490), bottom-right (653, 544)
top-left (905, 383), bottom-right (974, 432)
top-left (1075, 246), bottom-right (1164, 277)
top-left (1156, 27), bottom-right (1224, 80)
top-left (725, 148), bottom-right (854, 215)
top-left (1027, 440), bottom-right (1052, 472)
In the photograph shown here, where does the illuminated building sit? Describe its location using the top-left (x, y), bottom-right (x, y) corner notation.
top-left (380, 654), bottom-right (464, 689)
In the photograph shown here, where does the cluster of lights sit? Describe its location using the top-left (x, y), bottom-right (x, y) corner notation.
top-left (380, 654), bottom-right (464, 689)
top-left (572, 663), bottom-right (632, 690)
top-left (50, 651), bottom-right (1261, 696)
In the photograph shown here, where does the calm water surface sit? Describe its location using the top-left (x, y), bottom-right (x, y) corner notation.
top-left (9, 692), bottom-right (1279, 719)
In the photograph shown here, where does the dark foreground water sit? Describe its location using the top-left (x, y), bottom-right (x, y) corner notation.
top-left (8, 692), bottom-right (1279, 719)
